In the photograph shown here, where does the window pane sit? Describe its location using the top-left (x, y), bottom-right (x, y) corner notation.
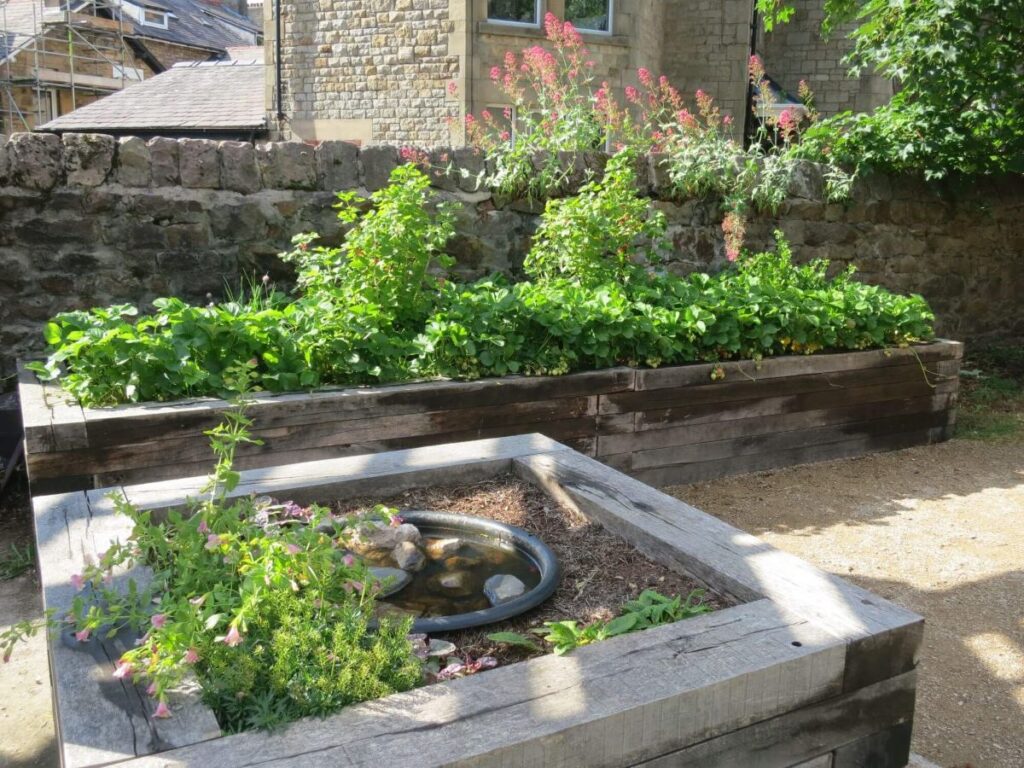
top-left (566, 0), bottom-right (610, 32)
top-left (487, 0), bottom-right (537, 24)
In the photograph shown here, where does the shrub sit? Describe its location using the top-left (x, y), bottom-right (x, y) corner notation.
top-left (523, 152), bottom-right (668, 285)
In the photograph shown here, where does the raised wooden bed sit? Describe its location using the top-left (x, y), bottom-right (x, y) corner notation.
top-left (36, 435), bottom-right (921, 768)
top-left (19, 341), bottom-right (962, 494)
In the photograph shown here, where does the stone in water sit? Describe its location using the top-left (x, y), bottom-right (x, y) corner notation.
top-left (393, 541), bottom-right (426, 571)
top-left (425, 537), bottom-right (462, 560)
top-left (484, 574), bottom-right (526, 606)
top-left (368, 567), bottom-right (411, 598)
top-left (394, 523), bottom-right (422, 545)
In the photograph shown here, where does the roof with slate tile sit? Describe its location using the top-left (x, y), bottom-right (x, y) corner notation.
top-left (39, 59), bottom-right (265, 134)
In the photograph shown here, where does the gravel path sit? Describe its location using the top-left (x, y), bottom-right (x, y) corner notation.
top-left (667, 435), bottom-right (1023, 768)
top-left (1, 433), bottom-right (1020, 767)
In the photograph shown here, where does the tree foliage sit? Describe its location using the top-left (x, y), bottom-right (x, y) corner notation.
top-left (804, 0), bottom-right (1024, 177)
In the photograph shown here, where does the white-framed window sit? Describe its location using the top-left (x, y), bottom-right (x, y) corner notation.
top-left (565, 0), bottom-right (613, 34)
top-left (485, 103), bottom-right (517, 142)
top-left (141, 8), bottom-right (168, 28)
top-left (487, 0), bottom-right (542, 27)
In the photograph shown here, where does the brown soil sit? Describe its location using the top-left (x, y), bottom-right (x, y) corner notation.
top-left (334, 476), bottom-right (731, 664)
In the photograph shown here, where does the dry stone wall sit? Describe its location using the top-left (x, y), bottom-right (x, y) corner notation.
top-left (1, 131), bottom-right (1022, 379)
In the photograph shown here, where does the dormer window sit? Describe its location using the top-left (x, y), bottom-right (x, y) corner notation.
top-left (142, 8), bottom-right (168, 27)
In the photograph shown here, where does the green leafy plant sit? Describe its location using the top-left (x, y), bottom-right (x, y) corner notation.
top-left (523, 152), bottom-right (668, 286)
top-left (488, 588), bottom-right (712, 656)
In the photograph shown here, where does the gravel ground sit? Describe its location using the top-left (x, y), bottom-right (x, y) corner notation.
top-left (1, 431), bottom-right (1020, 767)
top-left (667, 435), bottom-right (1023, 768)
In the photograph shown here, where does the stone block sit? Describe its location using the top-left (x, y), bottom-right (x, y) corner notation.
top-left (219, 141), bottom-right (261, 194)
top-left (62, 133), bottom-right (115, 187)
top-left (147, 138), bottom-right (179, 186)
top-left (452, 146), bottom-right (486, 194)
top-left (257, 141), bottom-right (316, 190)
top-left (7, 132), bottom-right (61, 191)
top-left (360, 145), bottom-right (398, 191)
top-left (787, 160), bottom-right (824, 200)
top-left (427, 147), bottom-right (458, 192)
top-left (316, 140), bottom-right (359, 191)
top-left (115, 137), bottom-right (151, 187)
top-left (179, 139), bottom-right (220, 189)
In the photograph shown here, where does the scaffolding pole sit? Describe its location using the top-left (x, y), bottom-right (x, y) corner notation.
top-left (1, 0), bottom-right (136, 133)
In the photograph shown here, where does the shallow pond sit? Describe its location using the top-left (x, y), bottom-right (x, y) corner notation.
top-left (366, 527), bottom-right (542, 618)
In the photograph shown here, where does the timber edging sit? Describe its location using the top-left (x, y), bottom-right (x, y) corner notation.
top-left (19, 340), bottom-right (963, 494)
top-left (35, 433), bottom-right (922, 767)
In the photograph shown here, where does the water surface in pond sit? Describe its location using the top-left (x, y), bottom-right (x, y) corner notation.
top-left (364, 529), bottom-right (542, 618)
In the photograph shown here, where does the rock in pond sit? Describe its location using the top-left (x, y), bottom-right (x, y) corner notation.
top-left (393, 541), bottom-right (426, 571)
top-left (394, 523), bottom-right (421, 545)
top-left (430, 571), bottom-right (475, 597)
top-left (368, 567), bottom-right (411, 598)
top-left (425, 537), bottom-right (462, 560)
top-left (483, 574), bottom-right (527, 606)
top-left (354, 522), bottom-right (421, 552)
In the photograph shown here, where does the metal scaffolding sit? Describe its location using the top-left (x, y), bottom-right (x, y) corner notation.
top-left (1, 0), bottom-right (136, 133)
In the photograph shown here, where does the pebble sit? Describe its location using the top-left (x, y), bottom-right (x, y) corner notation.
top-left (432, 571), bottom-right (474, 597)
top-left (393, 541), bottom-right (426, 571)
top-left (427, 639), bottom-right (457, 657)
top-left (425, 537), bottom-right (462, 560)
top-left (368, 567), bottom-right (411, 598)
top-left (394, 524), bottom-right (422, 545)
top-left (483, 574), bottom-right (526, 606)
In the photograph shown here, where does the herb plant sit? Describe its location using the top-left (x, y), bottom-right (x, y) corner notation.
top-left (488, 588), bottom-right (712, 656)
top-left (0, 404), bottom-right (422, 732)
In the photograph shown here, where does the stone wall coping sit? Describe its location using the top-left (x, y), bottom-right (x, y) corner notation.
top-left (0, 131), bottom-right (834, 201)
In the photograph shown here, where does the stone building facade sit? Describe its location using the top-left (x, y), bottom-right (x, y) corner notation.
top-left (758, 0), bottom-right (892, 116)
top-left (269, 0), bottom-right (891, 146)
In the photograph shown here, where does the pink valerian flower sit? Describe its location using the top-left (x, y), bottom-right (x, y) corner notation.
top-left (638, 67), bottom-right (653, 88)
top-left (447, 80), bottom-right (458, 95)
top-left (75, 628), bottom-right (91, 643)
top-left (204, 534), bottom-right (222, 551)
top-left (220, 626), bottom-right (243, 647)
top-left (113, 660), bottom-right (134, 679)
top-left (777, 108), bottom-right (797, 140)
top-left (489, 65), bottom-right (501, 81)
top-left (70, 573), bottom-right (85, 591)
top-left (184, 648), bottom-right (200, 664)
top-left (722, 211), bottom-right (747, 262)
top-left (625, 86), bottom-right (640, 104)
top-left (150, 614), bottom-right (167, 629)
top-left (153, 701), bottom-right (172, 718)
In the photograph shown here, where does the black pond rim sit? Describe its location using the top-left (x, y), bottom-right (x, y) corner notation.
top-left (387, 510), bottom-right (561, 634)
